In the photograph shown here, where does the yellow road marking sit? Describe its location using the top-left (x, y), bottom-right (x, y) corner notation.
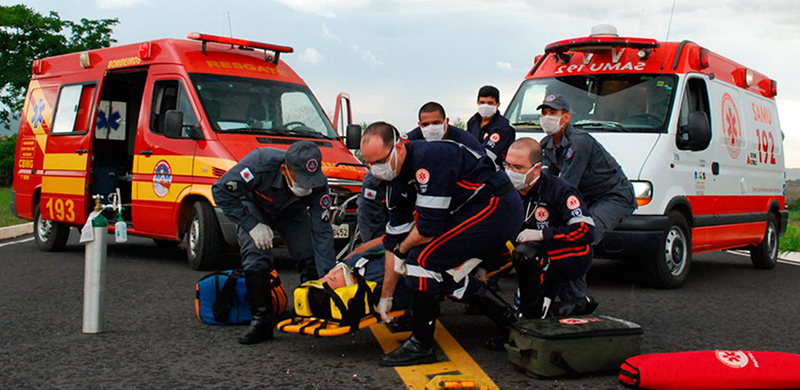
top-left (370, 321), bottom-right (499, 390)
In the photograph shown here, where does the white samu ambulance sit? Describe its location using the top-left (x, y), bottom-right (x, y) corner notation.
top-left (505, 25), bottom-right (787, 288)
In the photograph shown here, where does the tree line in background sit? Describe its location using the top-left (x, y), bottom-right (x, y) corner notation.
top-left (0, 4), bottom-right (118, 129)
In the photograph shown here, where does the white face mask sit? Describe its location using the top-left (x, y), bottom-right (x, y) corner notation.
top-left (287, 177), bottom-right (313, 197)
top-left (540, 115), bottom-right (564, 135)
top-left (478, 104), bottom-right (497, 118)
top-left (420, 123), bottom-right (446, 141)
top-left (370, 140), bottom-right (399, 181)
top-left (508, 162), bottom-right (541, 190)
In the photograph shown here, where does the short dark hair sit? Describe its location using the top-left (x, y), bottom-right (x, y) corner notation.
top-left (510, 137), bottom-right (542, 165)
top-left (478, 85), bottom-right (500, 103)
top-left (363, 121), bottom-right (398, 147)
top-left (418, 102), bottom-right (446, 120)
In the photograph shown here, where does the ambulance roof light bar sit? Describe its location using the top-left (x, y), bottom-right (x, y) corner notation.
top-left (545, 24), bottom-right (659, 63)
top-left (187, 32), bottom-right (293, 64)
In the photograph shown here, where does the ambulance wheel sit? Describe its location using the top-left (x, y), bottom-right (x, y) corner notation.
top-left (750, 213), bottom-right (778, 270)
top-left (646, 211), bottom-right (691, 289)
top-left (184, 201), bottom-right (222, 270)
top-left (33, 204), bottom-right (70, 252)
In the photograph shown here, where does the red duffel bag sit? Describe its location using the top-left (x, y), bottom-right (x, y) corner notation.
top-left (620, 350), bottom-right (800, 389)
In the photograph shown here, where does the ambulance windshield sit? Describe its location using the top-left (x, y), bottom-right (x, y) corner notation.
top-left (505, 74), bottom-right (677, 134)
top-left (190, 74), bottom-right (337, 140)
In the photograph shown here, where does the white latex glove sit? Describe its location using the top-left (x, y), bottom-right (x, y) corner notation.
top-left (249, 223), bottom-right (274, 250)
top-left (517, 228), bottom-right (544, 243)
top-left (377, 297), bottom-right (394, 323)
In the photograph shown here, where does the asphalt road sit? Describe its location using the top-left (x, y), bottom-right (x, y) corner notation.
top-left (1, 231), bottom-right (799, 389)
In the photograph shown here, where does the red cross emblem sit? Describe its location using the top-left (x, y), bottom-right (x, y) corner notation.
top-left (415, 168), bottom-right (430, 184)
top-left (566, 195), bottom-right (581, 210)
top-left (534, 207), bottom-right (549, 222)
top-left (721, 93), bottom-right (741, 159)
top-left (715, 350), bottom-right (749, 369)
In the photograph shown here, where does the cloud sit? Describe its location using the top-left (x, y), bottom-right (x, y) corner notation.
top-left (95, 0), bottom-right (148, 9)
top-left (351, 44), bottom-right (382, 67)
top-left (321, 24), bottom-right (342, 43)
top-left (276, 0), bottom-right (371, 17)
top-left (496, 62), bottom-right (515, 71)
top-left (298, 48), bottom-right (325, 65)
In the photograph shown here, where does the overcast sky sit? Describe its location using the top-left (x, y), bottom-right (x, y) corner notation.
top-left (8, 0), bottom-right (800, 167)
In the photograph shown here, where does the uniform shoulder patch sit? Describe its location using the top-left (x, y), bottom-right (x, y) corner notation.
top-left (415, 168), bottom-right (430, 185)
top-left (566, 194), bottom-right (581, 210)
top-left (240, 167), bottom-right (254, 182)
top-left (565, 147), bottom-right (574, 159)
top-left (490, 133), bottom-right (501, 143)
top-left (364, 188), bottom-right (377, 200)
top-left (320, 193), bottom-right (332, 209)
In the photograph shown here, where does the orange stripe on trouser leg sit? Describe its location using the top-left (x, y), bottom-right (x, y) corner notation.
top-left (418, 197), bottom-right (499, 268)
top-left (549, 245), bottom-right (591, 260)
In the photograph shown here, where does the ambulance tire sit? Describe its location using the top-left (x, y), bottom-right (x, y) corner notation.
top-left (33, 204), bottom-right (70, 252)
top-left (185, 201), bottom-right (222, 270)
top-left (645, 211), bottom-right (692, 289)
top-left (750, 213), bottom-right (778, 270)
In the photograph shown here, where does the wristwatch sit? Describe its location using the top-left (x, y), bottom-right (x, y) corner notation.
top-left (392, 243), bottom-right (408, 259)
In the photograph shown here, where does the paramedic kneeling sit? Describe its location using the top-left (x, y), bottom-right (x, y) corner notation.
top-left (212, 141), bottom-right (335, 344)
top-left (506, 138), bottom-right (598, 318)
top-left (538, 94), bottom-right (635, 244)
top-left (360, 122), bottom-right (523, 366)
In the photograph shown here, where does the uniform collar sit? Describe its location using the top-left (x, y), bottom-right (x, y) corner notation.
top-left (545, 123), bottom-right (575, 150)
top-left (271, 169), bottom-right (287, 189)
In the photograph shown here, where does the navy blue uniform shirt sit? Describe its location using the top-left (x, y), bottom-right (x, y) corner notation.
top-left (467, 112), bottom-right (516, 165)
top-left (540, 123), bottom-right (634, 205)
top-left (212, 147), bottom-right (335, 266)
top-left (382, 140), bottom-right (507, 249)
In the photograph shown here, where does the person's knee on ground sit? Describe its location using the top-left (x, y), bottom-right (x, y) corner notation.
top-left (462, 278), bottom-right (517, 351)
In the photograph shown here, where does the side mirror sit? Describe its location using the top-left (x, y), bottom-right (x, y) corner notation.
top-left (345, 124), bottom-right (362, 149)
top-left (678, 111), bottom-right (711, 151)
top-left (164, 110), bottom-right (184, 139)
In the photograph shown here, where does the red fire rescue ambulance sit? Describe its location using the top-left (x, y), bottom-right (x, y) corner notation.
top-left (12, 33), bottom-right (366, 270)
top-left (505, 25), bottom-right (786, 288)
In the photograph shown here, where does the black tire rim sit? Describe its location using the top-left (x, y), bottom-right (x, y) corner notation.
top-left (665, 226), bottom-right (688, 277)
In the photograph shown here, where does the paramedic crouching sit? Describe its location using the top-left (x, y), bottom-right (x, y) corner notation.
top-left (506, 138), bottom-right (598, 318)
top-left (360, 122), bottom-right (522, 366)
top-left (212, 141), bottom-right (336, 344)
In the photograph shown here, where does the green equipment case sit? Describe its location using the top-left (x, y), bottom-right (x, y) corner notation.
top-left (505, 315), bottom-right (643, 378)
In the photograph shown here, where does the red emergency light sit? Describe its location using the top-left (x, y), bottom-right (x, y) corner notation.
top-left (770, 79), bottom-right (778, 97)
top-left (187, 32), bottom-right (293, 64)
top-left (544, 36), bottom-right (659, 54)
top-left (32, 59), bottom-right (44, 75)
top-left (699, 48), bottom-right (710, 69)
top-left (139, 41), bottom-right (152, 60)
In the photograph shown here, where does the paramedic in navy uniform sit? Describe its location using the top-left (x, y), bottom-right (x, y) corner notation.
top-left (466, 85), bottom-right (516, 166)
top-left (537, 94), bottom-right (636, 244)
top-left (356, 102), bottom-right (484, 242)
top-left (506, 138), bottom-right (598, 318)
top-left (360, 121), bottom-right (523, 366)
top-left (212, 141), bottom-right (335, 345)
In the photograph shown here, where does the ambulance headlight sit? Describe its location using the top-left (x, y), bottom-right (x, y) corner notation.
top-left (631, 181), bottom-right (653, 207)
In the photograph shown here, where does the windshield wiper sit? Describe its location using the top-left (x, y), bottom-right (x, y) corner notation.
top-left (574, 120), bottom-right (629, 132)
top-left (222, 127), bottom-right (282, 134)
top-left (276, 128), bottom-right (335, 140)
top-left (512, 121), bottom-right (541, 127)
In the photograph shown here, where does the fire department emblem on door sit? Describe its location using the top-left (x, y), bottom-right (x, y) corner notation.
top-left (153, 160), bottom-right (172, 197)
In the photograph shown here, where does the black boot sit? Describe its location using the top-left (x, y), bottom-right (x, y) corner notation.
top-left (512, 243), bottom-right (549, 320)
top-left (239, 270), bottom-right (276, 345)
top-left (380, 292), bottom-right (438, 366)
top-left (554, 296), bottom-right (598, 317)
top-left (467, 282), bottom-right (517, 351)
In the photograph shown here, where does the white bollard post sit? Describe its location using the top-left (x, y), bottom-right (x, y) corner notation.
top-left (83, 198), bottom-right (109, 334)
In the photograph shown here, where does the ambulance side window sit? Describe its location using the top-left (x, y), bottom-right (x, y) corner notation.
top-left (151, 80), bottom-right (199, 138)
top-left (677, 78), bottom-right (711, 151)
top-left (51, 83), bottom-right (96, 135)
